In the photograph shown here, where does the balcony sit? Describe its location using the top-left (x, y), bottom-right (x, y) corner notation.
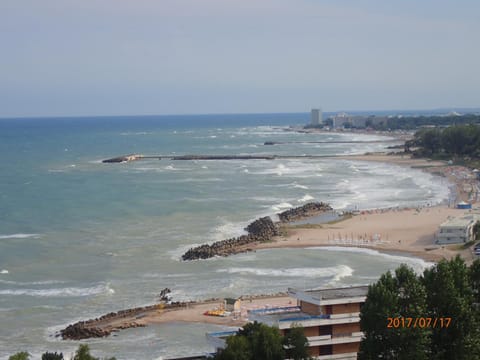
top-left (316, 352), bottom-right (358, 360)
top-left (308, 331), bottom-right (364, 346)
top-left (275, 312), bottom-right (360, 329)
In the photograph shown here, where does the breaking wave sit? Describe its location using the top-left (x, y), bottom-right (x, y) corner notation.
top-left (216, 265), bottom-right (353, 279)
top-left (0, 234), bottom-right (40, 240)
top-left (0, 283), bottom-right (115, 297)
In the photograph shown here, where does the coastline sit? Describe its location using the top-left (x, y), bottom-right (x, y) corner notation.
top-left (58, 152), bottom-right (480, 338)
top-left (252, 153), bottom-right (477, 263)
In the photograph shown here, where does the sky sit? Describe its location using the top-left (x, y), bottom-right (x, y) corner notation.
top-left (1, 0), bottom-right (479, 117)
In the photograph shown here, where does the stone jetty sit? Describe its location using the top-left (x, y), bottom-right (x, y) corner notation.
top-left (181, 217), bottom-right (279, 261)
top-left (59, 289), bottom-right (185, 340)
top-left (181, 203), bottom-right (333, 260)
top-left (277, 202), bottom-right (332, 222)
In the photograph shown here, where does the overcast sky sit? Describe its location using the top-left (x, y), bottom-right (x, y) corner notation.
top-left (1, 0), bottom-right (479, 117)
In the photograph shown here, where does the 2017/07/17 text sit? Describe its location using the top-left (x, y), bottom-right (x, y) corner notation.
top-left (387, 317), bottom-right (451, 328)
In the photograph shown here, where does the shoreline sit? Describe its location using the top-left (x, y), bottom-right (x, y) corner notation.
top-left (252, 152), bottom-right (477, 263)
top-left (59, 152), bottom-right (479, 338)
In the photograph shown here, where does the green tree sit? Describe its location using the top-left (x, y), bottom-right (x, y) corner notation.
top-left (470, 259), bottom-right (480, 304)
top-left (42, 352), bottom-right (64, 360)
top-left (240, 322), bottom-right (284, 360)
top-left (283, 325), bottom-right (310, 360)
top-left (73, 345), bottom-right (96, 360)
top-left (215, 322), bottom-right (285, 360)
top-left (215, 335), bottom-right (252, 360)
top-left (359, 264), bottom-right (429, 360)
top-left (8, 352), bottom-right (30, 360)
top-left (422, 256), bottom-right (480, 359)
top-left (72, 345), bottom-right (116, 360)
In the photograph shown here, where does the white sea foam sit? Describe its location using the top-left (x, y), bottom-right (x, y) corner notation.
top-left (142, 272), bottom-right (193, 279)
top-left (0, 233), bottom-right (40, 240)
top-left (211, 220), bottom-right (247, 242)
top-left (0, 269), bottom-right (8, 274)
top-left (0, 279), bottom-right (64, 285)
top-left (217, 265), bottom-right (354, 279)
top-left (0, 283), bottom-right (114, 297)
top-left (292, 183), bottom-right (309, 190)
top-left (120, 131), bottom-right (150, 136)
top-left (271, 202), bottom-right (293, 211)
top-left (298, 194), bottom-right (314, 203)
top-left (316, 246), bottom-right (434, 273)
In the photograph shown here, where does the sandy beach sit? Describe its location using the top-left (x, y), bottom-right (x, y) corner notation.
top-left (251, 153), bottom-right (478, 262)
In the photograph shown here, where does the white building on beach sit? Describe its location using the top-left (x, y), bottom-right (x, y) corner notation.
top-left (436, 214), bottom-right (480, 244)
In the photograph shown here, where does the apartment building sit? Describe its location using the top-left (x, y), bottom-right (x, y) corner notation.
top-left (209, 285), bottom-right (368, 360)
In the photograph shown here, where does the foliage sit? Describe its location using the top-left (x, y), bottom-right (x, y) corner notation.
top-left (283, 325), bottom-right (310, 360)
top-left (42, 352), bottom-right (64, 360)
top-left (73, 344), bottom-right (116, 360)
top-left (214, 321), bottom-right (285, 360)
top-left (358, 264), bottom-right (429, 359)
top-left (422, 256), bottom-right (480, 359)
top-left (408, 124), bottom-right (480, 161)
top-left (215, 336), bottom-right (252, 360)
top-left (8, 353), bottom-right (30, 360)
top-left (471, 259), bottom-right (480, 304)
top-left (371, 114), bottom-right (480, 131)
top-left (360, 257), bottom-right (480, 360)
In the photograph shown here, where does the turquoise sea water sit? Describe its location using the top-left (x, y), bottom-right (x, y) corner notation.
top-left (0, 114), bottom-right (450, 359)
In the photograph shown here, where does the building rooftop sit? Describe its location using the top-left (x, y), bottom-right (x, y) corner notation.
top-left (289, 286), bottom-right (368, 301)
top-left (440, 215), bottom-right (480, 228)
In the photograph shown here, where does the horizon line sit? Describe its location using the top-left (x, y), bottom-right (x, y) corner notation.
top-left (1, 106), bottom-right (479, 120)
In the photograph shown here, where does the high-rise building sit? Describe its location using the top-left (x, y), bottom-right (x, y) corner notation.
top-left (311, 108), bottom-right (323, 126)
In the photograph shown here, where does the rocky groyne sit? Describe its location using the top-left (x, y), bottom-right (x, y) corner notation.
top-left (59, 289), bottom-right (185, 340)
top-left (278, 202), bottom-right (332, 222)
top-left (181, 203), bottom-right (333, 260)
top-left (181, 217), bottom-right (279, 261)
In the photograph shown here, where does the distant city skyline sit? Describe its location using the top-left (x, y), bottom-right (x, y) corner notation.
top-left (1, 0), bottom-right (479, 118)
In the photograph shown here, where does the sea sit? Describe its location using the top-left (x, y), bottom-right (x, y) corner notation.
top-left (0, 113), bottom-right (451, 359)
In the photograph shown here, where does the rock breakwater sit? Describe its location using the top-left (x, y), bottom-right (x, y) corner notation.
top-left (181, 203), bottom-right (333, 260)
top-left (182, 217), bottom-right (279, 261)
top-left (278, 202), bottom-right (332, 222)
top-left (59, 298), bottom-right (186, 340)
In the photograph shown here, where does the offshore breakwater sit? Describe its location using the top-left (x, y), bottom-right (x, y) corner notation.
top-left (101, 153), bottom-right (396, 163)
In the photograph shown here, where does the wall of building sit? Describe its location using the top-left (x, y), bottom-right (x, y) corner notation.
top-left (300, 301), bottom-right (322, 315)
top-left (331, 302), bottom-right (360, 315)
top-left (309, 345), bottom-right (320, 357)
top-left (303, 326), bottom-right (320, 337)
top-left (332, 322), bottom-right (360, 336)
top-left (333, 342), bottom-right (360, 355)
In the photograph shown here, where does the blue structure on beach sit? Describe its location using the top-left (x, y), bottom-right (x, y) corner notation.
top-left (457, 202), bottom-right (472, 209)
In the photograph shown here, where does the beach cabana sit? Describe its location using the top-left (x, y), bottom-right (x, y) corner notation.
top-left (457, 201), bottom-right (472, 209)
top-left (224, 298), bottom-right (241, 312)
